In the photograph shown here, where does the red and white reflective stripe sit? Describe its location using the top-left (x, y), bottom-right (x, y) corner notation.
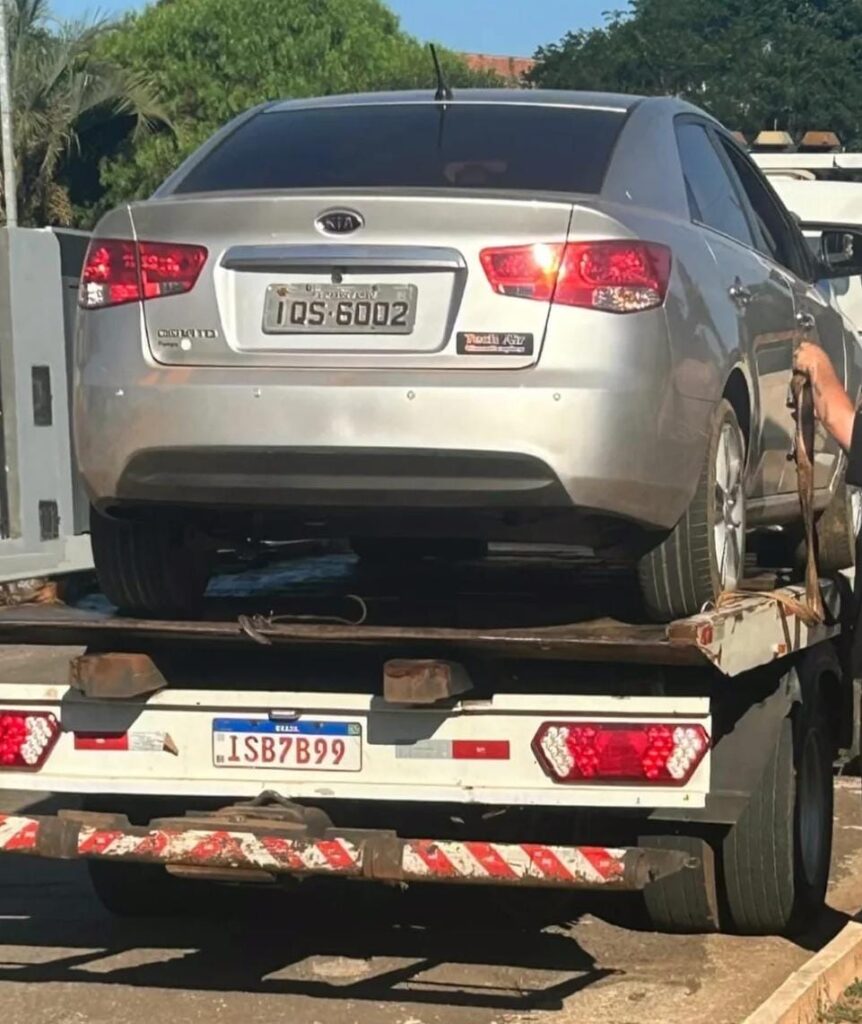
top-left (451, 740), bottom-right (510, 760)
top-left (76, 826), bottom-right (363, 874)
top-left (74, 731), bottom-right (174, 753)
top-left (401, 840), bottom-right (626, 885)
top-left (395, 739), bottom-right (510, 760)
top-left (0, 814), bottom-right (627, 888)
top-left (0, 814), bottom-right (40, 851)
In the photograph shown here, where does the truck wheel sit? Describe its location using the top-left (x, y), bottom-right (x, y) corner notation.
top-left (810, 477), bottom-right (861, 573)
top-left (90, 507), bottom-right (212, 618)
top-left (638, 399), bottom-right (746, 621)
top-left (641, 834), bottom-right (721, 933)
top-left (87, 859), bottom-right (212, 917)
top-left (721, 693), bottom-right (833, 935)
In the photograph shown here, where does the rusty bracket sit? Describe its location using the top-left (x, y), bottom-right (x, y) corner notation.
top-left (383, 659), bottom-right (474, 705)
top-left (68, 652), bottom-right (168, 699)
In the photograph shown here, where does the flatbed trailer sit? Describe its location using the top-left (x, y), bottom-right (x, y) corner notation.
top-left (0, 551), bottom-right (856, 934)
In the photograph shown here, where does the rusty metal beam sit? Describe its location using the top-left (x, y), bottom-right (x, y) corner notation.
top-left (0, 560), bottom-right (844, 677)
top-left (0, 603), bottom-right (696, 665)
top-left (0, 811), bottom-right (689, 891)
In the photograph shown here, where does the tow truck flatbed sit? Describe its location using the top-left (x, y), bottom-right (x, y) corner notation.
top-left (0, 550), bottom-right (854, 936)
top-left (0, 553), bottom-right (847, 676)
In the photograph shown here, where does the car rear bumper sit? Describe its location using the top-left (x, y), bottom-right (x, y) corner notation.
top-left (76, 368), bottom-right (711, 533)
top-left (114, 447), bottom-right (571, 508)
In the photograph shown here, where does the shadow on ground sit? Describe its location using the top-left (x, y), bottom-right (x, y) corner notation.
top-left (0, 858), bottom-right (623, 1013)
top-left (0, 791), bottom-right (626, 1013)
top-left (0, 791), bottom-right (854, 1017)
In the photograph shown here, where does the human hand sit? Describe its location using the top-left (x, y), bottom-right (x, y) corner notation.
top-left (793, 341), bottom-right (855, 450)
top-left (793, 341), bottom-right (840, 391)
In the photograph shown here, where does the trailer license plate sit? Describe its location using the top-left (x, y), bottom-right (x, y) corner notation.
top-left (212, 719), bottom-right (362, 771)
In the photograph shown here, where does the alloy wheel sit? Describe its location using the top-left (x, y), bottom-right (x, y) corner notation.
top-left (713, 421), bottom-right (745, 593)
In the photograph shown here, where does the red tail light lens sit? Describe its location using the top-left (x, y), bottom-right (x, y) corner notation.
top-left (532, 722), bottom-right (709, 785)
top-left (479, 240), bottom-right (671, 313)
top-left (79, 238), bottom-right (208, 310)
top-left (0, 713), bottom-right (60, 770)
top-left (480, 243), bottom-right (564, 301)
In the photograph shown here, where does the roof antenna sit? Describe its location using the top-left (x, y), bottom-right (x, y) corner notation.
top-left (429, 44), bottom-right (453, 102)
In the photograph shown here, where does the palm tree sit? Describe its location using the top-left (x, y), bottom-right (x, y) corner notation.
top-left (3, 0), bottom-right (168, 226)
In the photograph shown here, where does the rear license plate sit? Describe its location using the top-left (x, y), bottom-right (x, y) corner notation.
top-left (262, 283), bottom-right (417, 335)
top-left (212, 718), bottom-right (362, 771)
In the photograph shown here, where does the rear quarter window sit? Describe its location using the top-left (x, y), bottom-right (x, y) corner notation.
top-left (172, 103), bottom-right (627, 196)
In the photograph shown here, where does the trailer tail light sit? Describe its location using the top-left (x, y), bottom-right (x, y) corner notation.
top-left (532, 722), bottom-right (709, 785)
top-left (79, 238), bottom-right (208, 309)
top-left (479, 240), bottom-right (671, 313)
top-left (0, 713), bottom-right (60, 770)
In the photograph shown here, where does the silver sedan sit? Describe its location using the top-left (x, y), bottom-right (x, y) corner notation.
top-left (75, 89), bottom-right (862, 618)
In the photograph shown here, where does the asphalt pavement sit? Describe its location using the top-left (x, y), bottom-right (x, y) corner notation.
top-left (0, 778), bottom-right (858, 1024)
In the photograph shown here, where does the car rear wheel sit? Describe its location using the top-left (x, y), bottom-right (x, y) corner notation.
top-left (638, 399), bottom-right (746, 621)
top-left (90, 507), bottom-right (213, 618)
top-left (811, 477), bottom-right (861, 573)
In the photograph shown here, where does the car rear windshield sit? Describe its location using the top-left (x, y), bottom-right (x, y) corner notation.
top-left (172, 103), bottom-right (626, 196)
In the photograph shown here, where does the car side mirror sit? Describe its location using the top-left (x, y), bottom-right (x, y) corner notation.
top-left (801, 223), bottom-right (862, 279)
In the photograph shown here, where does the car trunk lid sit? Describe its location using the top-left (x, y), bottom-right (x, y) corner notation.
top-left (131, 193), bottom-right (575, 370)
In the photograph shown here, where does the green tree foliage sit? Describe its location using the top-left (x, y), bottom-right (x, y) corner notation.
top-left (99, 0), bottom-right (495, 207)
top-left (531, 0), bottom-right (862, 144)
top-left (4, 0), bottom-right (166, 226)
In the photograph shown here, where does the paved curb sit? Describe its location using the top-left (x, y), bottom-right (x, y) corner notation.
top-left (742, 915), bottom-right (862, 1024)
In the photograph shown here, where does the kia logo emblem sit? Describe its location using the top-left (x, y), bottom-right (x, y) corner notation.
top-left (316, 209), bottom-right (364, 235)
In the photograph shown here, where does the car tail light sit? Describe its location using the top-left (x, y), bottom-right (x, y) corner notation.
top-left (532, 722), bottom-right (709, 785)
top-left (479, 240), bottom-right (671, 313)
top-left (0, 713), bottom-right (60, 770)
top-left (79, 238), bottom-right (208, 310)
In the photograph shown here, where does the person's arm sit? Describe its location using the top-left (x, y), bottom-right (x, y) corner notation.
top-left (794, 341), bottom-right (856, 451)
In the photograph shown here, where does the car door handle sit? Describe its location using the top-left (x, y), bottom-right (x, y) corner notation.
top-left (796, 311), bottom-right (816, 331)
top-left (728, 283), bottom-right (752, 307)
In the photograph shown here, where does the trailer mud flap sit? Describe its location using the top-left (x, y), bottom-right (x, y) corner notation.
top-left (0, 810), bottom-right (690, 891)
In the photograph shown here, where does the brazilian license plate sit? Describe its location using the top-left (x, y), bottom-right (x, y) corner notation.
top-left (262, 283), bottom-right (417, 334)
top-left (212, 718), bottom-right (362, 771)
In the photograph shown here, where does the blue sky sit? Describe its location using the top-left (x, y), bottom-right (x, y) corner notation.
top-left (50, 0), bottom-right (617, 55)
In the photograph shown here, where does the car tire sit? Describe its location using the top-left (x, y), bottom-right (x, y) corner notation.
top-left (90, 507), bottom-right (212, 618)
top-left (811, 476), bottom-right (862, 573)
top-left (638, 399), bottom-right (747, 621)
top-left (721, 690), bottom-right (833, 936)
